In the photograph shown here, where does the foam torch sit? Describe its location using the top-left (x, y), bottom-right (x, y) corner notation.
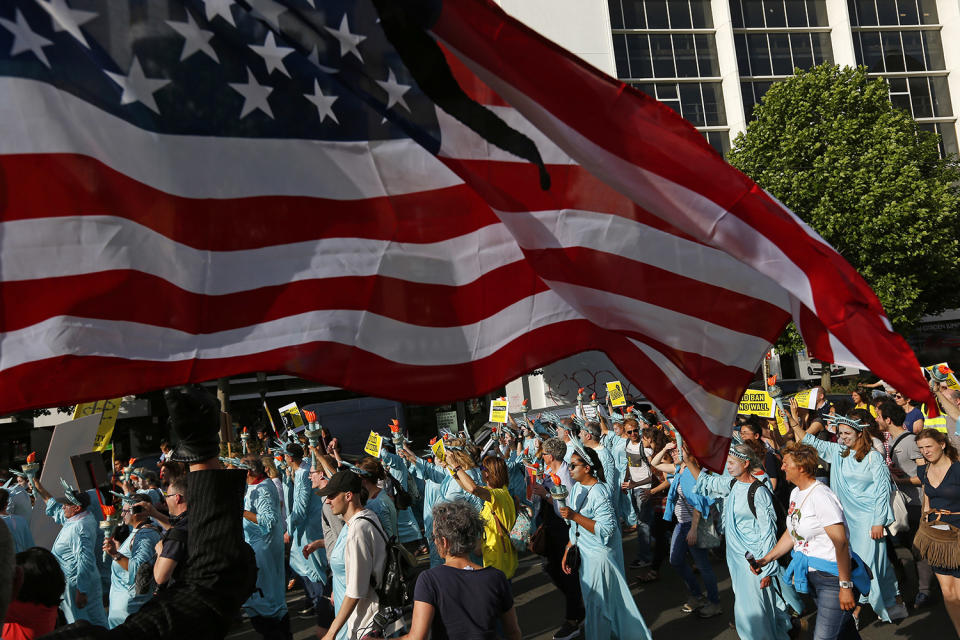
top-left (766, 374), bottom-right (787, 423)
top-left (388, 419), bottom-right (403, 446)
top-left (99, 504), bottom-right (120, 563)
top-left (303, 410), bottom-right (324, 462)
top-left (521, 398), bottom-right (529, 429)
top-left (21, 452), bottom-right (39, 483)
top-left (932, 364), bottom-right (954, 384)
top-left (549, 473), bottom-right (569, 511)
top-left (240, 427), bottom-right (250, 455)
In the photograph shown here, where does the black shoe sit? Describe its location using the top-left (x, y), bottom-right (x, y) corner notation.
top-left (165, 385), bottom-right (222, 463)
top-left (553, 620), bottom-right (581, 640)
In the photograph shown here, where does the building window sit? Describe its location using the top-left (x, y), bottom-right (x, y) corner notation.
top-left (853, 29), bottom-right (945, 72)
top-left (613, 32), bottom-right (720, 79)
top-left (633, 81), bottom-right (727, 127)
top-left (918, 122), bottom-right (959, 157)
top-left (735, 31), bottom-right (832, 78)
top-left (730, 0), bottom-right (829, 29)
top-left (846, 0), bottom-right (938, 26)
top-left (703, 130), bottom-right (731, 155)
top-left (608, 0), bottom-right (714, 30)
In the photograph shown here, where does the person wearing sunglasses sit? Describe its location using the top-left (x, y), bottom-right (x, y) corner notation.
top-left (104, 493), bottom-right (163, 628)
top-left (892, 391), bottom-right (925, 434)
top-left (559, 440), bottom-right (652, 639)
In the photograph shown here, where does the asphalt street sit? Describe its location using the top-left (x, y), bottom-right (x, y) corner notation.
top-left (227, 533), bottom-right (951, 639)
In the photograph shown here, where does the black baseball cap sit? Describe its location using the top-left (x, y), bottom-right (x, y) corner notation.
top-left (315, 469), bottom-right (362, 497)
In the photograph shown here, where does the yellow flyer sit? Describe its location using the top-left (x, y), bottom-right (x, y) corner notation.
top-left (489, 398), bottom-right (508, 423)
top-left (775, 407), bottom-right (788, 435)
top-left (606, 381), bottom-right (626, 407)
top-left (278, 402), bottom-right (305, 429)
top-left (74, 398), bottom-right (123, 452)
top-left (363, 431), bottom-right (383, 457)
top-left (737, 389), bottom-right (776, 418)
top-left (792, 388), bottom-right (820, 410)
top-left (430, 438), bottom-right (446, 465)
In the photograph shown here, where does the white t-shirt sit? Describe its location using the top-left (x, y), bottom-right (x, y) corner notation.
top-left (787, 482), bottom-right (848, 566)
top-left (343, 509), bottom-right (389, 638)
top-left (625, 442), bottom-right (652, 484)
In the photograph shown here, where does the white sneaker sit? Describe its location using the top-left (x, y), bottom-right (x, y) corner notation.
top-left (697, 602), bottom-right (722, 618)
top-left (682, 596), bottom-right (708, 613)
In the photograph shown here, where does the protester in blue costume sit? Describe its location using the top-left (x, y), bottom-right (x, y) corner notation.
top-left (601, 412), bottom-right (637, 528)
top-left (559, 439), bottom-right (652, 640)
top-left (788, 400), bottom-right (907, 625)
top-left (240, 454), bottom-right (291, 639)
top-left (33, 476), bottom-right (108, 627)
top-left (380, 448), bottom-right (423, 545)
top-left (579, 421), bottom-right (619, 506)
top-left (401, 441), bottom-right (483, 567)
top-left (0, 488), bottom-right (34, 552)
top-left (282, 444), bottom-right (328, 621)
top-left (688, 443), bottom-right (802, 639)
top-left (355, 457), bottom-right (398, 540)
top-left (756, 442), bottom-right (871, 640)
top-left (653, 440), bottom-right (721, 616)
top-left (6, 474), bottom-right (34, 519)
top-left (103, 492), bottom-right (163, 628)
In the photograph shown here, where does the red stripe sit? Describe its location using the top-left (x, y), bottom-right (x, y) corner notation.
top-left (0, 263), bottom-right (547, 333)
top-left (0, 154), bottom-right (501, 249)
top-left (0, 322), bottom-right (731, 470)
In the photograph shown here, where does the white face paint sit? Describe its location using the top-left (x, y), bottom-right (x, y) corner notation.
top-left (726, 456), bottom-right (748, 477)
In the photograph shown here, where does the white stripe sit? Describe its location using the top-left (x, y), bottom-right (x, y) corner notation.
top-left (0, 215), bottom-right (524, 291)
top-left (504, 209), bottom-right (792, 312)
top-left (0, 76), bottom-right (462, 199)
top-left (545, 281), bottom-right (768, 370)
top-left (828, 333), bottom-right (868, 371)
top-left (0, 290), bottom-right (584, 372)
top-left (436, 43), bottom-right (817, 315)
top-left (628, 340), bottom-right (736, 438)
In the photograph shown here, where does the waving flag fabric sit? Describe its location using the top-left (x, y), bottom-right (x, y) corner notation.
top-left (0, 0), bottom-right (931, 469)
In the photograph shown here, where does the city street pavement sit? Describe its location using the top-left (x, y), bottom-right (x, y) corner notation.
top-left (227, 533), bottom-right (950, 639)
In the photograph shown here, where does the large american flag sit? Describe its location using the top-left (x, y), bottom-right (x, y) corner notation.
top-left (0, 0), bottom-right (931, 468)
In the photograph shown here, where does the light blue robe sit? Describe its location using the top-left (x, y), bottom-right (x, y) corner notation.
top-left (46, 499), bottom-right (107, 627)
top-left (381, 451), bottom-right (422, 543)
top-left (505, 452), bottom-right (528, 505)
top-left (567, 482), bottom-right (651, 640)
top-left (7, 485), bottom-right (33, 519)
top-left (803, 434), bottom-right (898, 621)
top-left (366, 490), bottom-right (398, 541)
top-left (602, 433), bottom-right (636, 525)
top-left (107, 524), bottom-right (162, 628)
top-left (695, 473), bottom-right (802, 640)
top-left (0, 513), bottom-right (34, 552)
top-left (592, 446), bottom-right (620, 507)
top-left (242, 479), bottom-right (287, 619)
top-left (412, 458), bottom-right (483, 567)
top-left (285, 466), bottom-right (328, 584)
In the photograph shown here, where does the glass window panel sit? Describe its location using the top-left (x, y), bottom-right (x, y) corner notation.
top-left (859, 30), bottom-right (883, 71)
top-left (807, 0), bottom-right (829, 25)
top-left (909, 76), bottom-right (932, 118)
top-left (690, 0), bottom-right (713, 27)
top-left (854, 0), bottom-right (878, 26)
top-left (626, 34), bottom-right (654, 78)
top-left (938, 125), bottom-right (958, 157)
top-left (660, 99), bottom-right (682, 117)
top-left (923, 31), bottom-right (945, 70)
top-left (702, 82), bottom-right (726, 125)
top-left (853, 32), bottom-right (864, 66)
top-left (888, 77), bottom-right (908, 91)
top-left (621, 0), bottom-right (647, 28)
top-left (747, 33), bottom-right (772, 76)
top-left (649, 34), bottom-right (675, 77)
top-left (787, 0), bottom-right (809, 27)
top-left (730, 0), bottom-right (744, 27)
top-left (890, 92), bottom-right (912, 113)
top-left (635, 82), bottom-right (657, 97)
top-left (667, 0), bottom-right (692, 28)
top-left (930, 75), bottom-right (952, 116)
top-left (811, 32), bottom-right (834, 64)
top-left (743, 0), bottom-right (765, 27)
top-left (918, 0), bottom-right (938, 24)
top-left (769, 33), bottom-right (793, 75)
top-left (735, 33), bottom-right (751, 76)
top-left (609, 0), bottom-right (624, 28)
top-left (656, 82), bottom-right (678, 99)
top-left (613, 34), bottom-right (631, 78)
top-left (645, 0), bottom-right (669, 27)
top-left (679, 83), bottom-right (705, 126)
top-left (901, 30), bottom-right (925, 71)
top-left (741, 82), bottom-right (756, 120)
top-left (881, 31), bottom-right (905, 71)
top-left (695, 34), bottom-right (720, 76)
top-left (897, 0), bottom-right (920, 24)
top-left (763, 0), bottom-right (786, 27)
top-left (704, 131), bottom-right (731, 156)
top-left (791, 33), bottom-right (814, 69)
top-left (877, 0), bottom-right (898, 25)
top-left (673, 34), bottom-right (699, 77)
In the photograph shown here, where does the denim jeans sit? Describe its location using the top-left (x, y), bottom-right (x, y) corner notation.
top-left (631, 487), bottom-right (654, 564)
top-left (808, 570), bottom-right (861, 640)
top-left (669, 520), bottom-right (719, 604)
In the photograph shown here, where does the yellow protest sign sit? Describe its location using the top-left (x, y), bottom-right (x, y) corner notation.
top-left (606, 381), bottom-right (626, 407)
top-left (793, 388), bottom-right (820, 410)
top-left (489, 398), bottom-right (508, 423)
top-left (74, 398), bottom-right (122, 452)
top-left (363, 431), bottom-right (383, 457)
top-left (926, 363), bottom-right (960, 391)
top-left (430, 438), bottom-right (446, 465)
top-left (278, 402), bottom-right (305, 429)
top-left (775, 407), bottom-right (788, 435)
top-left (738, 389), bottom-right (776, 418)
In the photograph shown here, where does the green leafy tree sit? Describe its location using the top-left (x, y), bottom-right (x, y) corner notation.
top-left (728, 64), bottom-right (960, 360)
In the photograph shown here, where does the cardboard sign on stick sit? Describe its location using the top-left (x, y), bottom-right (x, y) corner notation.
top-left (363, 431), bottom-right (383, 457)
top-left (738, 390), bottom-right (776, 418)
top-left (606, 381), bottom-right (626, 407)
top-left (489, 398), bottom-right (508, 423)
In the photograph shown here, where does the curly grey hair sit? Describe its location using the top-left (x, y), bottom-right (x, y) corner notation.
top-left (432, 500), bottom-right (483, 557)
top-left (542, 437), bottom-right (567, 461)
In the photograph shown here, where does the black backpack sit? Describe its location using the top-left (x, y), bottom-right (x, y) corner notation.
top-left (730, 478), bottom-right (790, 567)
top-left (355, 516), bottom-right (413, 610)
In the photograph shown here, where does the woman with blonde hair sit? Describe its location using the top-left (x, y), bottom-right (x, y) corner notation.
top-left (914, 428), bottom-right (960, 633)
top-left (788, 400), bottom-right (905, 626)
top-left (453, 455), bottom-right (518, 578)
